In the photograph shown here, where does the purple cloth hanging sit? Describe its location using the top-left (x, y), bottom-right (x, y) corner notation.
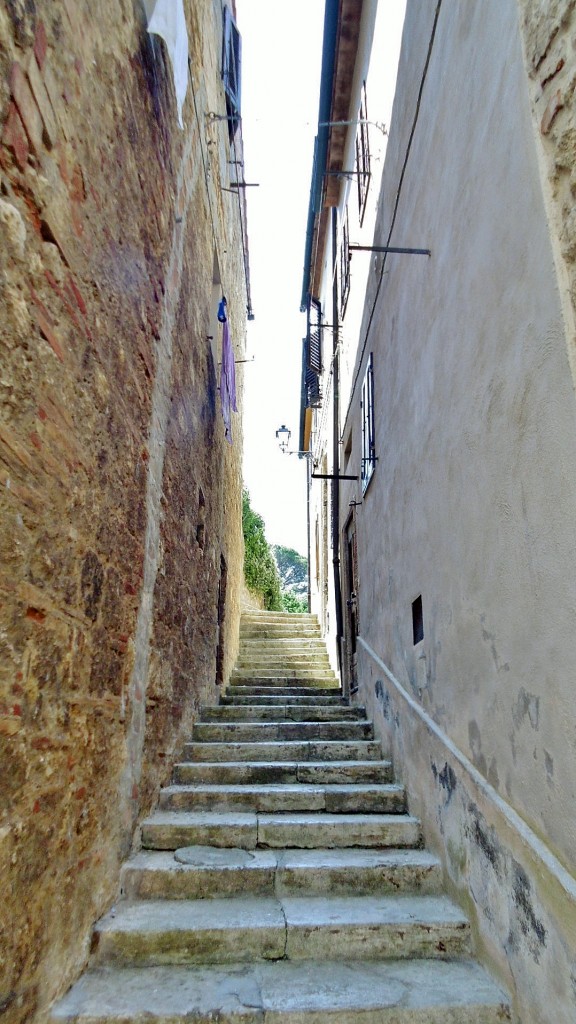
top-left (220, 318), bottom-right (237, 443)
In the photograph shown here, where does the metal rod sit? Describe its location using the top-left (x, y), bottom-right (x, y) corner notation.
top-left (349, 244), bottom-right (431, 256)
top-left (312, 473), bottom-right (358, 480)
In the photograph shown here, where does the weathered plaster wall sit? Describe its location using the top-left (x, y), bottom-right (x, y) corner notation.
top-left (0, 2), bottom-right (245, 1020)
top-left (342, 0), bottom-right (576, 1020)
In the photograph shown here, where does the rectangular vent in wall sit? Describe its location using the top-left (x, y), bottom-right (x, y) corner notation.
top-left (412, 595), bottom-right (424, 645)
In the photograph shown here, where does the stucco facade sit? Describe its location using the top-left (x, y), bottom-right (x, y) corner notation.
top-left (0, 2), bottom-right (247, 1020)
top-left (337, 1), bottom-right (576, 1021)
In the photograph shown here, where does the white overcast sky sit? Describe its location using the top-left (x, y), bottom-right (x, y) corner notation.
top-left (237, 0), bottom-right (406, 556)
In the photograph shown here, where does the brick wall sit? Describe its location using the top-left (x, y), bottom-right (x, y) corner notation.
top-left (0, 2), bottom-right (246, 1020)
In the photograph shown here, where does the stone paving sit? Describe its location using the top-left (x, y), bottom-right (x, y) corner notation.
top-left (51, 611), bottom-right (511, 1023)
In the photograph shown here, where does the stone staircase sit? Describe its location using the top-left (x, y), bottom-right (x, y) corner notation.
top-left (52, 611), bottom-right (511, 1024)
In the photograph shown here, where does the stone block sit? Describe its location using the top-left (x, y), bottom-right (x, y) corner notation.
top-left (10, 61), bottom-right (44, 154)
top-left (2, 101), bottom-right (29, 170)
top-left (27, 53), bottom-right (58, 148)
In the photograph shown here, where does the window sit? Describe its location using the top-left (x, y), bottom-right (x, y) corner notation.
top-left (361, 352), bottom-right (376, 493)
top-left (339, 207), bottom-right (351, 319)
top-left (222, 6), bottom-right (241, 140)
top-left (355, 82), bottom-right (371, 225)
top-left (306, 296), bottom-right (322, 374)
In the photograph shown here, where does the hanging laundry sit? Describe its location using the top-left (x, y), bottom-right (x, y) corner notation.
top-left (147, 0), bottom-right (189, 129)
top-left (220, 318), bottom-right (237, 444)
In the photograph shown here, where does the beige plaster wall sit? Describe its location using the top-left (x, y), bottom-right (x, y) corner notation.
top-left (342, 0), bottom-right (576, 1019)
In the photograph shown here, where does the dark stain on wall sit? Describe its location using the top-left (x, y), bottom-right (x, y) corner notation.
top-left (375, 678), bottom-right (390, 718)
top-left (431, 760), bottom-right (457, 802)
top-left (467, 802), bottom-right (503, 880)
top-left (510, 859), bottom-right (547, 961)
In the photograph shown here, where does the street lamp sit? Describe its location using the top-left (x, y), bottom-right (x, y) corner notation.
top-left (275, 424), bottom-right (312, 611)
top-left (275, 424), bottom-right (291, 454)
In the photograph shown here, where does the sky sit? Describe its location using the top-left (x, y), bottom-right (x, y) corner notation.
top-left (237, 0), bottom-right (406, 556)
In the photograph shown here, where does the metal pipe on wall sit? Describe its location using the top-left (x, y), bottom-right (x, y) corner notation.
top-left (331, 207), bottom-right (344, 675)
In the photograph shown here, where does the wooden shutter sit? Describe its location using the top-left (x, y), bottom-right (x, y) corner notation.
top-left (222, 7), bottom-right (241, 135)
top-left (307, 296), bottom-right (322, 374)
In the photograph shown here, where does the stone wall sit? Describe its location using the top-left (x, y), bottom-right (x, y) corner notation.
top-left (0, 2), bottom-right (246, 1020)
top-left (518, 0), bottom-right (576, 387)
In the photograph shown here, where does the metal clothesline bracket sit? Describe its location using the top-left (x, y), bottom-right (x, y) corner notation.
top-left (349, 244), bottom-right (431, 256)
top-left (312, 474), bottom-right (359, 480)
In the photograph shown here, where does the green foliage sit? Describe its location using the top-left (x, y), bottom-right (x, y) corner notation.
top-left (242, 490), bottom-right (282, 611)
top-left (281, 591), bottom-right (308, 613)
top-left (272, 545), bottom-right (308, 599)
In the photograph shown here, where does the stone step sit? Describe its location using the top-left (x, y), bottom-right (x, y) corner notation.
top-left (233, 663), bottom-right (332, 671)
top-left (51, 958), bottom-right (511, 1024)
top-left (235, 626), bottom-right (319, 634)
top-left (141, 811), bottom-right (421, 850)
top-left (225, 685), bottom-right (342, 697)
top-left (173, 759), bottom-right (394, 786)
top-left (121, 846), bottom-right (443, 899)
top-left (219, 693), bottom-right (346, 706)
top-left (229, 678), bottom-right (340, 690)
top-left (201, 704), bottom-right (365, 721)
top-left (191, 721), bottom-right (374, 743)
top-left (182, 739), bottom-right (382, 762)
top-left (231, 669), bottom-right (337, 681)
top-left (239, 640), bottom-right (330, 652)
top-left (236, 650), bottom-right (331, 662)
top-left (159, 781), bottom-right (405, 814)
top-left (91, 893), bottom-right (470, 966)
top-left (240, 612), bottom-right (318, 620)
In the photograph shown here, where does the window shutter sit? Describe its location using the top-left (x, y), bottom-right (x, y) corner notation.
top-left (361, 352), bottom-right (376, 493)
top-left (307, 296), bottom-right (322, 374)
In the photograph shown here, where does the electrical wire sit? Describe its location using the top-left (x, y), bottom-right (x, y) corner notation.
top-left (342, 0), bottom-right (443, 435)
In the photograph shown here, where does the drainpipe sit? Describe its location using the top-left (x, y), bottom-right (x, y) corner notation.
top-left (306, 454), bottom-right (312, 613)
top-left (331, 207), bottom-right (344, 674)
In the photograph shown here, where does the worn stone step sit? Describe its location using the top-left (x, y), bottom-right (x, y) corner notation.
top-left (256, 812), bottom-right (421, 850)
top-left (239, 610), bottom-right (315, 618)
top-left (201, 704), bottom-right (365, 721)
top-left (239, 640), bottom-right (330, 653)
top-left (236, 653), bottom-right (331, 665)
top-left (236, 661), bottom-right (332, 672)
top-left (121, 846), bottom-right (443, 899)
top-left (51, 958), bottom-right (511, 1024)
top-left (225, 685), bottom-right (342, 697)
top-left (91, 894), bottom-right (470, 966)
top-left (219, 693), bottom-right (346, 706)
top-left (159, 781), bottom-right (405, 814)
top-left (192, 721), bottom-right (374, 743)
top-left (173, 759), bottom-right (394, 786)
top-left (231, 669), bottom-right (337, 682)
top-left (182, 739), bottom-right (382, 762)
top-left (235, 647), bottom-right (327, 655)
top-left (229, 679), bottom-right (340, 691)
top-left (240, 626), bottom-right (322, 639)
top-left (141, 810), bottom-right (421, 851)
